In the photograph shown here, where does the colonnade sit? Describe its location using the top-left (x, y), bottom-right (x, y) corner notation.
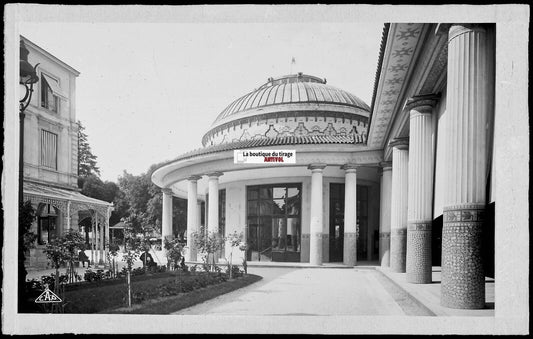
top-left (161, 165), bottom-right (364, 266)
top-left (379, 23), bottom-right (494, 310)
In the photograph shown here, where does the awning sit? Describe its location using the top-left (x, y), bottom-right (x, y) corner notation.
top-left (24, 181), bottom-right (113, 207)
top-left (41, 73), bottom-right (68, 100)
top-left (110, 221), bottom-right (129, 229)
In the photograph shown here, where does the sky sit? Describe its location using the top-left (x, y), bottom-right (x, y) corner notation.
top-left (20, 16), bottom-right (384, 182)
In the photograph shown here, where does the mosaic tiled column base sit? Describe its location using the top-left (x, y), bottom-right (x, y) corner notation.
top-left (379, 232), bottom-right (391, 267)
top-left (406, 222), bottom-right (432, 283)
top-left (441, 204), bottom-right (485, 309)
top-left (390, 228), bottom-right (407, 272)
top-left (343, 232), bottom-right (357, 266)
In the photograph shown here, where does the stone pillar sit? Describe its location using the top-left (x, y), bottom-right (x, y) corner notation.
top-left (379, 162), bottom-right (392, 267)
top-left (342, 164), bottom-right (358, 266)
top-left (161, 188), bottom-right (173, 259)
top-left (207, 172), bottom-right (223, 263)
top-left (207, 172), bottom-right (223, 234)
top-left (308, 163), bottom-right (326, 266)
top-left (405, 95), bottom-right (438, 284)
top-left (441, 24), bottom-right (493, 309)
top-left (389, 139), bottom-right (409, 273)
top-left (186, 175), bottom-right (201, 262)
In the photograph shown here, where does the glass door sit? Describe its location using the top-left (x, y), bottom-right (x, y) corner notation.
top-left (329, 183), bottom-right (344, 262)
top-left (246, 184), bottom-right (301, 262)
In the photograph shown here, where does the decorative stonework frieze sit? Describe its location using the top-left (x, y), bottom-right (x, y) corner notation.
top-left (407, 222), bottom-right (432, 231)
top-left (391, 228), bottom-right (407, 236)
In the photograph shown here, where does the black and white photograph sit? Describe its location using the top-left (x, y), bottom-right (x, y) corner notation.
top-left (2, 3), bottom-right (529, 335)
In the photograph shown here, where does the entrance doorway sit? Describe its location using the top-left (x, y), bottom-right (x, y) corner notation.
top-left (329, 183), bottom-right (344, 262)
top-left (246, 184), bottom-right (301, 262)
top-left (329, 183), bottom-right (369, 262)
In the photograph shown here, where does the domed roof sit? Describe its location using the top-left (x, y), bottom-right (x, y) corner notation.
top-left (211, 73), bottom-right (370, 127)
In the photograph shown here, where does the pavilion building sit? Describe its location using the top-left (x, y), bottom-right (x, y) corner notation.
top-left (152, 23), bottom-right (496, 310)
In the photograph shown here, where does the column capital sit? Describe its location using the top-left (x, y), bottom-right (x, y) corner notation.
top-left (379, 161), bottom-right (393, 173)
top-left (436, 23), bottom-right (486, 40)
top-left (308, 163), bottom-right (327, 171)
top-left (405, 94), bottom-right (440, 115)
top-left (389, 138), bottom-right (409, 150)
top-left (161, 187), bottom-right (173, 195)
top-left (206, 171), bottom-right (224, 179)
top-left (341, 163), bottom-right (359, 172)
top-left (187, 175), bottom-right (202, 182)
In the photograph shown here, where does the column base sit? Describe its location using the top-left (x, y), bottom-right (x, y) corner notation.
top-left (390, 228), bottom-right (407, 273)
top-left (343, 232), bottom-right (357, 266)
top-left (379, 232), bottom-right (390, 267)
top-left (309, 232), bottom-right (323, 265)
top-left (300, 234), bottom-right (310, 263)
top-left (441, 205), bottom-right (485, 309)
top-left (406, 222), bottom-right (432, 284)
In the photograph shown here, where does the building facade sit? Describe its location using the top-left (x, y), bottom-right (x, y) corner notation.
top-left (21, 36), bottom-right (113, 269)
top-left (151, 23), bottom-right (497, 310)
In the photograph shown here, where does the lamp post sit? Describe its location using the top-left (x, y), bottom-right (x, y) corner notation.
top-left (18, 39), bottom-right (39, 311)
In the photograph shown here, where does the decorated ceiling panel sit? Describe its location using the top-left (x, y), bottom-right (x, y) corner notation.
top-left (367, 23), bottom-right (426, 149)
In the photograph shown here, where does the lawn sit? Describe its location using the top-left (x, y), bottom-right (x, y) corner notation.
top-left (29, 270), bottom-right (261, 314)
top-left (105, 273), bottom-right (262, 314)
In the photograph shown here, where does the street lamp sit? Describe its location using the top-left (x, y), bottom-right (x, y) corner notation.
top-left (18, 39), bottom-right (39, 312)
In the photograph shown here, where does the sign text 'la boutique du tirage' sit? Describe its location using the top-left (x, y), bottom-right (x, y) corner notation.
top-left (234, 150), bottom-right (296, 164)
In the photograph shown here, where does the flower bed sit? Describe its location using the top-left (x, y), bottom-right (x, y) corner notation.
top-left (25, 265), bottom-right (259, 314)
top-left (106, 273), bottom-right (262, 314)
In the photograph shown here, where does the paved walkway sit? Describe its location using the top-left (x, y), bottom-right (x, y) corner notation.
top-left (172, 267), bottom-right (409, 316)
top-left (377, 266), bottom-right (495, 317)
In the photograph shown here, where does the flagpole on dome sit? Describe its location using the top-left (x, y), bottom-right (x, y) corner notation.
top-left (290, 57), bottom-right (296, 74)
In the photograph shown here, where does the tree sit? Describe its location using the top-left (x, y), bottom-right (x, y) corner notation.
top-left (42, 230), bottom-right (85, 312)
top-left (193, 228), bottom-right (224, 273)
top-left (77, 120), bottom-right (100, 178)
top-left (121, 228), bottom-right (142, 308)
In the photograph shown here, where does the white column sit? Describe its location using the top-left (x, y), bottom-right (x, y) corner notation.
top-left (379, 162), bottom-right (392, 267)
top-left (161, 188), bottom-right (173, 259)
top-left (342, 164), bottom-right (358, 266)
top-left (389, 139), bottom-right (409, 273)
top-left (196, 200), bottom-right (202, 230)
top-left (441, 24), bottom-right (493, 309)
top-left (99, 216), bottom-right (105, 265)
top-left (66, 201), bottom-right (71, 230)
top-left (308, 163), bottom-right (326, 265)
top-left (186, 175), bottom-right (201, 262)
top-left (105, 207), bottom-right (112, 266)
top-left (91, 213), bottom-right (95, 265)
top-left (405, 96), bottom-right (438, 284)
top-left (94, 212), bottom-right (99, 265)
top-left (207, 172), bottom-right (223, 234)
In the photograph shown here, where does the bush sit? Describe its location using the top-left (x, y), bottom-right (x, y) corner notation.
top-left (226, 265), bottom-right (243, 278)
top-left (84, 269), bottom-right (108, 282)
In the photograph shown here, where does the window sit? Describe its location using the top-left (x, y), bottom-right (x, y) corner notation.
top-left (41, 130), bottom-right (58, 169)
top-left (38, 204), bottom-right (58, 245)
top-left (40, 73), bottom-right (66, 112)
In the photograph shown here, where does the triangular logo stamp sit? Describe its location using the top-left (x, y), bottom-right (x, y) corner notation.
top-left (35, 287), bottom-right (62, 303)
